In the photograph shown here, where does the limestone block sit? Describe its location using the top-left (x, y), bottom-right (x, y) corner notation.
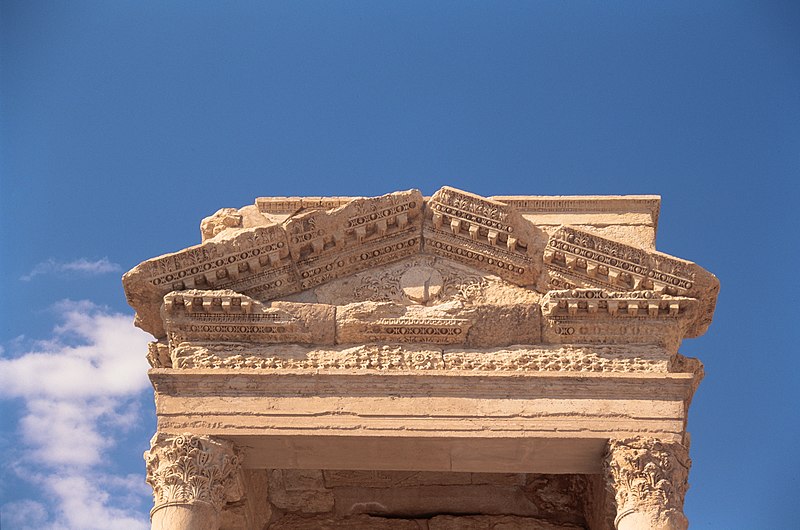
top-left (201, 205), bottom-right (274, 242)
top-left (492, 194), bottom-right (660, 250)
top-left (335, 301), bottom-right (472, 346)
top-left (465, 302), bottom-right (541, 348)
top-left (163, 290), bottom-right (335, 348)
top-left (333, 484), bottom-right (541, 518)
top-left (428, 515), bottom-right (584, 530)
top-left (201, 208), bottom-right (244, 242)
top-left (124, 224), bottom-right (297, 337)
top-left (423, 187), bottom-right (548, 286)
top-left (268, 514), bottom-right (423, 529)
top-left (323, 470), bottom-right (475, 488)
top-left (268, 469), bottom-right (334, 514)
top-left (543, 226), bottom-right (718, 337)
top-left (283, 189), bottom-right (424, 290)
top-left (540, 290), bottom-right (698, 352)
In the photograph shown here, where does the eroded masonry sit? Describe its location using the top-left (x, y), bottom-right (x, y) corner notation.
top-left (123, 187), bottom-right (718, 530)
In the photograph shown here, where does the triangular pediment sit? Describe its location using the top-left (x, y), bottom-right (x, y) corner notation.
top-left (124, 186), bottom-right (718, 344)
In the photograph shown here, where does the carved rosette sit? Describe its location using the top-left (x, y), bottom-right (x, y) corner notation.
top-left (144, 433), bottom-right (241, 516)
top-left (604, 437), bottom-right (691, 530)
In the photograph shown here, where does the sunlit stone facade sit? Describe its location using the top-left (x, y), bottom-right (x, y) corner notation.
top-left (124, 187), bottom-right (718, 529)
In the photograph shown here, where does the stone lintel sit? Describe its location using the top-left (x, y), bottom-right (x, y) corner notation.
top-left (232, 435), bottom-right (609, 474)
top-left (150, 369), bottom-right (694, 476)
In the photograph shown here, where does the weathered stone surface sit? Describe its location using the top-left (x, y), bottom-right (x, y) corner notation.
top-left (163, 290), bottom-right (336, 347)
top-left (202, 205), bottom-right (273, 243)
top-left (268, 469), bottom-right (334, 514)
top-left (423, 187), bottom-right (547, 286)
top-left (428, 515), bottom-right (584, 529)
top-left (323, 470), bottom-right (525, 488)
top-left (605, 437), bottom-right (691, 530)
top-left (268, 514), bottom-right (423, 529)
top-left (543, 226), bottom-right (718, 337)
top-left (144, 433), bottom-right (242, 519)
top-left (283, 189), bottom-right (424, 290)
top-left (168, 342), bottom-right (671, 373)
top-left (132, 188), bottom-right (718, 530)
top-left (124, 223), bottom-right (297, 337)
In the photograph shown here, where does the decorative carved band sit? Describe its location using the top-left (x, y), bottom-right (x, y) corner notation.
top-left (542, 289), bottom-right (695, 318)
top-left (172, 343), bottom-right (669, 372)
top-left (284, 190), bottom-right (424, 290)
top-left (164, 292), bottom-right (336, 346)
top-left (364, 318), bottom-right (472, 344)
top-left (144, 433), bottom-right (241, 516)
top-left (545, 226), bottom-right (698, 294)
top-left (604, 437), bottom-right (690, 529)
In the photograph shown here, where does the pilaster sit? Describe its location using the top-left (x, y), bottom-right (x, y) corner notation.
top-left (604, 437), bottom-right (691, 530)
top-left (144, 433), bottom-right (242, 530)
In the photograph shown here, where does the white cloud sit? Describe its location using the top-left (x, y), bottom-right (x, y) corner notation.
top-left (0, 301), bottom-right (152, 529)
top-left (20, 258), bottom-right (122, 281)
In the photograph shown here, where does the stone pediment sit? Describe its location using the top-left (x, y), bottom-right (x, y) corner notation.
top-left (133, 188), bottom-right (719, 530)
top-left (123, 186), bottom-right (718, 351)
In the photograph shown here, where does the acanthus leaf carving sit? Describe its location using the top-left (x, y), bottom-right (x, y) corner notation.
top-left (144, 433), bottom-right (242, 516)
top-left (604, 437), bottom-right (690, 530)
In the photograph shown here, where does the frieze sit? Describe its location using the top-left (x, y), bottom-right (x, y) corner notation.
top-left (362, 317), bottom-right (471, 344)
top-left (170, 343), bottom-right (670, 373)
top-left (542, 317), bottom-right (684, 352)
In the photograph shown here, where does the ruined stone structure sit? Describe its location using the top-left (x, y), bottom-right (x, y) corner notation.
top-left (124, 187), bottom-right (718, 530)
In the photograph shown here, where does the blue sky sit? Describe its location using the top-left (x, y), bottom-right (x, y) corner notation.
top-left (1, 1), bottom-right (798, 528)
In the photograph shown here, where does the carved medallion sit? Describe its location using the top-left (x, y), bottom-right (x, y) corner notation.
top-left (400, 266), bottom-right (443, 304)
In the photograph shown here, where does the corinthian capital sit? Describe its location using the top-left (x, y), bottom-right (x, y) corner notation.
top-left (604, 437), bottom-right (691, 530)
top-left (144, 433), bottom-right (242, 516)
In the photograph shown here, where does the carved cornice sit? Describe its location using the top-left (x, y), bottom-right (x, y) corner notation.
top-left (283, 190), bottom-right (423, 290)
top-left (544, 226), bottom-right (718, 337)
top-left (163, 290), bottom-right (336, 347)
top-left (604, 437), bottom-right (690, 529)
top-left (423, 186), bottom-right (545, 286)
top-left (124, 187), bottom-right (717, 342)
top-left (144, 433), bottom-right (241, 516)
top-left (541, 289), bottom-right (696, 319)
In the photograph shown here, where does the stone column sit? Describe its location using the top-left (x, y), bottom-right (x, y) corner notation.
top-left (604, 437), bottom-right (691, 530)
top-left (144, 433), bottom-right (242, 530)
